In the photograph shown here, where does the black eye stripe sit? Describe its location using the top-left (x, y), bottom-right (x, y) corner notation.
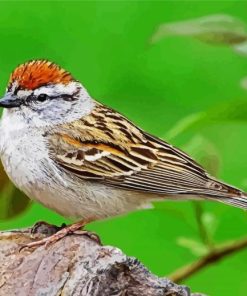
top-left (25, 90), bottom-right (79, 104)
top-left (26, 94), bottom-right (35, 103)
top-left (13, 85), bottom-right (21, 95)
top-left (60, 94), bottom-right (77, 101)
top-left (26, 94), bottom-right (51, 103)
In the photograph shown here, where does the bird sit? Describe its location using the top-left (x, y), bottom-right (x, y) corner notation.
top-left (0, 59), bottom-right (246, 248)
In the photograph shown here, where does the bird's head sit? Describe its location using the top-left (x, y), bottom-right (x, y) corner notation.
top-left (0, 60), bottom-right (95, 127)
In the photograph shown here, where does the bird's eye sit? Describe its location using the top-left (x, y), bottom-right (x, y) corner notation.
top-left (37, 94), bottom-right (49, 102)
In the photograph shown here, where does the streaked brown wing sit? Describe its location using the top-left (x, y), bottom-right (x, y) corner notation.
top-left (104, 132), bottom-right (211, 194)
top-left (47, 103), bottom-right (218, 196)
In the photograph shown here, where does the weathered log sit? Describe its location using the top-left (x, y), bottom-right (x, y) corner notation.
top-left (0, 223), bottom-right (204, 296)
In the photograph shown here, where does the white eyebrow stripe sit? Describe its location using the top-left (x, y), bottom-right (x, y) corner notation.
top-left (17, 90), bottom-right (33, 97)
top-left (34, 82), bottom-right (81, 97)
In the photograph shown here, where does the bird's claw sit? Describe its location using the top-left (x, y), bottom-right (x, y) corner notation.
top-left (19, 221), bottom-right (101, 252)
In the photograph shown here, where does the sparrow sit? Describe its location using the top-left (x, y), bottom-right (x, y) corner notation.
top-left (0, 59), bottom-right (246, 248)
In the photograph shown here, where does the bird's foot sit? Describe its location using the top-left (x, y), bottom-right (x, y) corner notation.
top-left (30, 221), bottom-right (67, 236)
top-left (20, 220), bottom-right (100, 251)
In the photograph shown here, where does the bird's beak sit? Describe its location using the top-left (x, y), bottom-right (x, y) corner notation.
top-left (0, 93), bottom-right (22, 108)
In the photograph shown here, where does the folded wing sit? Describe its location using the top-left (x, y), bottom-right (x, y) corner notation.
top-left (47, 104), bottom-right (232, 197)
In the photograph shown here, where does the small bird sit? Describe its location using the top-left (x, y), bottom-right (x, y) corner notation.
top-left (0, 59), bottom-right (246, 247)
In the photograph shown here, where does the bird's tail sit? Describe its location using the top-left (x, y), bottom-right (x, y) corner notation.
top-left (200, 178), bottom-right (247, 210)
top-left (210, 191), bottom-right (247, 209)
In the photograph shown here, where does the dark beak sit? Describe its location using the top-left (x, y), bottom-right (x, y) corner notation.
top-left (0, 94), bottom-right (22, 108)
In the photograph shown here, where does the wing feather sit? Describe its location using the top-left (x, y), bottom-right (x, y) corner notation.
top-left (47, 103), bottom-right (218, 196)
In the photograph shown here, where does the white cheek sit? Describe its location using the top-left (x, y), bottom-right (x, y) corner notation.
top-left (39, 98), bottom-right (96, 126)
top-left (0, 109), bottom-right (27, 154)
top-left (0, 82), bottom-right (95, 130)
top-left (0, 109), bottom-right (27, 132)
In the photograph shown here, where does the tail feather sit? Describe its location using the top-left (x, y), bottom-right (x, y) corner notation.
top-left (211, 192), bottom-right (247, 210)
top-left (205, 179), bottom-right (247, 210)
top-left (196, 177), bottom-right (247, 210)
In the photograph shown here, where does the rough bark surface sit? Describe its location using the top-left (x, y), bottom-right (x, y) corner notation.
top-left (0, 223), bottom-right (203, 296)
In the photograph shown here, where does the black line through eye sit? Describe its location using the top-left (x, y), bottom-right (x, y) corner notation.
top-left (37, 94), bottom-right (49, 102)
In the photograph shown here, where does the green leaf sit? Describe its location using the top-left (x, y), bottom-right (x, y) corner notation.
top-left (234, 41), bottom-right (247, 56)
top-left (0, 165), bottom-right (30, 220)
top-left (0, 163), bottom-right (10, 189)
top-left (182, 135), bottom-right (220, 176)
top-left (201, 211), bottom-right (218, 240)
top-left (176, 236), bottom-right (208, 256)
top-left (165, 113), bottom-right (205, 142)
top-left (165, 99), bottom-right (247, 141)
top-left (151, 14), bottom-right (247, 46)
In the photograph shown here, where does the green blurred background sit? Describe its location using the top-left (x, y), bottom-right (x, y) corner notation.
top-left (1, 1), bottom-right (247, 295)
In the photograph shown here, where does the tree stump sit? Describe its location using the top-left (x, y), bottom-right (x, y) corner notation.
top-left (0, 223), bottom-right (204, 296)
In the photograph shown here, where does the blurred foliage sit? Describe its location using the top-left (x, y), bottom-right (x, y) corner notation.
top-left (165, 99), bottom-right (247, 140)
top-left (0, 164), bottom-right (30, 220)
top-left (182, 135), bottom-right (220, 176)
top-left (151, 14), bottom-right (247, 47)
top-left (0, 1), bottom-right (247, 295)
